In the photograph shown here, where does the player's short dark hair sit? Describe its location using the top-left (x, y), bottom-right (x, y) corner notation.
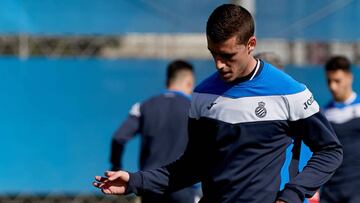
top-left (166, 60), bottom-right (194, 86)
top-left (206, 4), bottom-right (254, 44)
top-left (325, 56), bottom-right (351, 73)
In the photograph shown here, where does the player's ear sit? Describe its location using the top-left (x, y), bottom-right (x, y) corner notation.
top-left (247, 36), bottom-right (256, 54)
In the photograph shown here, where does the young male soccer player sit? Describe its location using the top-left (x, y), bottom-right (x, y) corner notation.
top-left (93, 4), bottom-right (343, 203)
top-left (110, 60), bottom-right (197, 203)
top-left (321, 56), bottom-right (360, 203)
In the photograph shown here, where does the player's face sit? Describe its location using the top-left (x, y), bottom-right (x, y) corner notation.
top-left (207, 35), bottom-right (255, 82)
top-left (326, 70), bottom-right (353, 102)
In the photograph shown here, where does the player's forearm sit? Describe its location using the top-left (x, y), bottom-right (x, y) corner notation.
top-left (111, 115), bottom-right (141, 169)
top-left (125, 167), bottom-right (172, 195)
top-left (279, 144), bottom-right (343, 202)
top-left (125, 156), bottom-right (200, 196)
top-left (110, 139), bottom-right (125, 170)
top-left (126, 118), bottom-right (203, 195)
top-left (125, 172), bottom-right (144, 195)
top-left (280, 112), bottom-right (343, 202)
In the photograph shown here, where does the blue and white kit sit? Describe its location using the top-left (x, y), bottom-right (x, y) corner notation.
top-left (321, 92), bottom-right (360, 203)
top-left (126, 61), bottom-right (343, 203)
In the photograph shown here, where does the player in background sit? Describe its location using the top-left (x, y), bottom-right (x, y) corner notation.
top-left (321, 56), bottom-right (360, 203)
top-left (110, 60), bottom-right (198, 203)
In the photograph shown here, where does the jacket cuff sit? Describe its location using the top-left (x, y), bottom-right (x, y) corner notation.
top-left (277, 187), bottom-right (304, 203)
top-left (125, 172), bottom-right (143, 195)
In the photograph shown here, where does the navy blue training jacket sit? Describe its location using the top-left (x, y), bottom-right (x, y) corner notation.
top-left (110, 91), bottom-right (191, 171)
top-left (322, 92), bottom-right (360, 193)
top-left (126, 61), bottom-right (343, 203)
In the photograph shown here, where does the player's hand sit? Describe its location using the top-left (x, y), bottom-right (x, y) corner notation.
top-left (275, 200), bottom-right (287, 203)
top-left (93, 170), bottom-right (130, 195)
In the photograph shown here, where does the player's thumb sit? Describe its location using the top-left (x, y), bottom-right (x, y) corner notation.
top-left (108, 171), bottom-right (129, 182)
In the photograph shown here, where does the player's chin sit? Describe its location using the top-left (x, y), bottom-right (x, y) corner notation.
top-left (333, 94), bottom-right (343, 101)
top-left (220, 74), bottom-right (235, 83)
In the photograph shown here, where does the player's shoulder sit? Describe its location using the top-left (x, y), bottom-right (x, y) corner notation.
top-left (194, 72), bottom-right (229, 95)
top-left (260, 62), bottom-right (306, 96)
top-left (323, 93), bottom-right (360, 123)
top-left (193, 61), bottom-right (306, 99)
top-left (324, 92), bottom-right (360, 111)
top-left (144, 91), bottom-right (190, 105)
top-left (128, 102), bottom-right (141, 117)
top-left (353, 92), bottom-right (360, 105)
top-left (135, 94), bottom-right (163, 111)
top-left (142, 93), bottom-right (167, 105)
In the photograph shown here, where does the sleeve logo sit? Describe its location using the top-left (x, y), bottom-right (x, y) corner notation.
top-left (303, 95), bottom-right (314, 110)
top-left (207, 102), bottom-right (217, 110)
top-left (255, 101), bottom-right (267, 118)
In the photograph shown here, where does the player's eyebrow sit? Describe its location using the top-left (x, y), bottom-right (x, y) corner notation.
top-left (208, 48), bottom-right (236, 59)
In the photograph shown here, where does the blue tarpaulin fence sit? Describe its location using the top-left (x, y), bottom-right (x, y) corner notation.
top-left (0, 57), bottom-right (359, 193)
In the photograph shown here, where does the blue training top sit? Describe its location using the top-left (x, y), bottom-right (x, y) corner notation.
top-left (322, 92), bottom-right (360, 192)
top-left (126, 61), bottom-right (343, 203)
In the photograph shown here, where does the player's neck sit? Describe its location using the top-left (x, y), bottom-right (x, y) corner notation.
top-left (335, 90), bottom-right (355, 104)
top-left (239, 57), bottom-right (258, 78)
top-left (167, 85), bottom-right (188, 95)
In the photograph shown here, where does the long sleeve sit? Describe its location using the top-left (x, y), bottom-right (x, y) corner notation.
top-left (125, 117), bottom-right (203, 196)
top-left (278, 111), bottom-right (343, 203)
top-left (110, 103), bottom-right (141, 171)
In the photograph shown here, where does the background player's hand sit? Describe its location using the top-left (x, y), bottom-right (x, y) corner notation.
top-left (93, 171), bottom-right (130, 195)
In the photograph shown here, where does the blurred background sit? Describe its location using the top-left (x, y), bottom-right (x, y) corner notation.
top-left (0, 0), bottom-right (359, 202)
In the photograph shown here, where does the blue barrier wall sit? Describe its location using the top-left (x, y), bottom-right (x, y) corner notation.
top-left (0, 57), bottom-right (214, 194)
top-left (1, 0), bottom-right (360, 40)
top-left (0, 0), bottom-right (222, 34)
top-left (0, 57), bottom-right (359, 194)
